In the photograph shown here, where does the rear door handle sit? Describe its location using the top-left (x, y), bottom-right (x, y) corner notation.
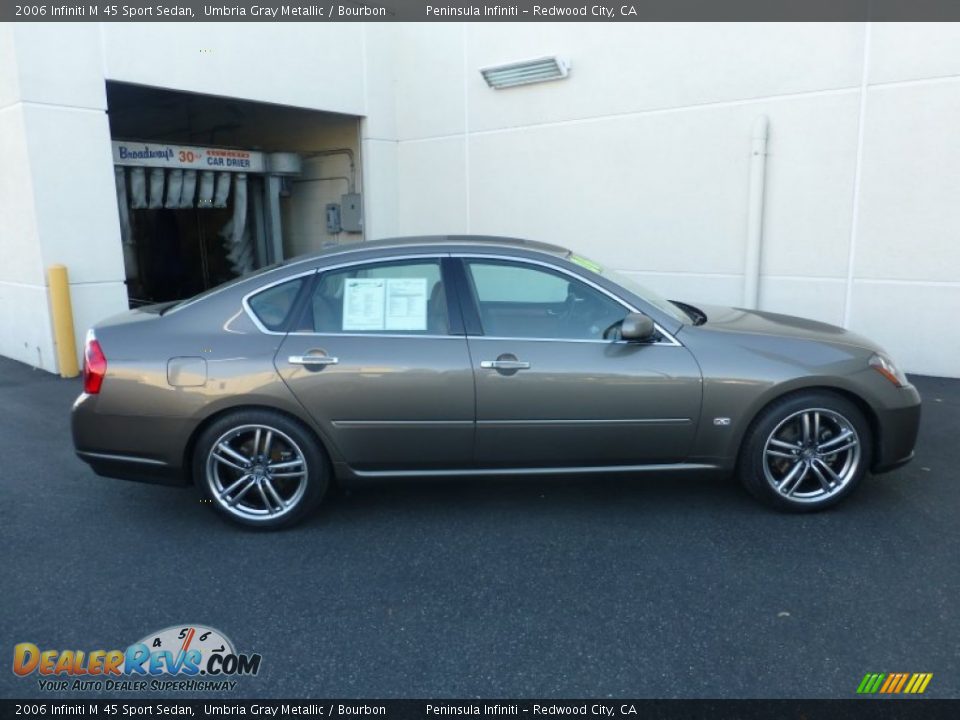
top-left (289, 355), bottom-right (339, 366)
top-left (480, 360), bottom-right (531, 370)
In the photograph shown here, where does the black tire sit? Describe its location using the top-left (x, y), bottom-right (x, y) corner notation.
top-left (193, 409), bottom-right (329, 529)
top-left (736, 391), bottom-right (872, 512)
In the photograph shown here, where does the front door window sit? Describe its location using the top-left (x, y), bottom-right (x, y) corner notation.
top-left (465, 260), bottom-right (627, 340)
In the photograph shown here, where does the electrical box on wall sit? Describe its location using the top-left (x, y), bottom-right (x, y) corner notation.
top-left (325, 203), bottom-right (341, 234)
top-left (341, 193), bottom-right (363, 233)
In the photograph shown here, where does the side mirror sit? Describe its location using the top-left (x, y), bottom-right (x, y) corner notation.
top-left (620, 312), bottom-right (656, 342)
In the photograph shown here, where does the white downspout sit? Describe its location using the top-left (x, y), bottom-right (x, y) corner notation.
top-left (744, 115), bottom-right (769, 309)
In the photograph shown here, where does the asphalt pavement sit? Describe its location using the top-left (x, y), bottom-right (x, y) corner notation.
top-left (0, 356), bottom-right (957, 699)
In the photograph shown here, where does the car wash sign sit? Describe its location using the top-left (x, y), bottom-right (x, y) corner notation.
top-left (112, 141), bottom-right (267, 173)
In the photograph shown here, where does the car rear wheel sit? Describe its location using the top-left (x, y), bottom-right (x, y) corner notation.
top-left (194, 410), bottom-right (328, 529)
top-left (737, 391), bottom-right (872, 512)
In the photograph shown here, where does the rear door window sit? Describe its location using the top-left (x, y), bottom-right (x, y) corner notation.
top-left (306, 259), bottom-right (450, 335)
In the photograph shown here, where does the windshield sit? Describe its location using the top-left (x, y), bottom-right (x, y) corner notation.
top-left (567, 253), bottom-right (690, 325)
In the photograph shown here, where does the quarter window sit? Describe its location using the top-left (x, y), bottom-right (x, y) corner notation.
top-left (465, 260), bottom-right (627, 341)
top-left (247, 277), bottom-right (306, 332)
top-left (306, 259), bottom-right (449, 335)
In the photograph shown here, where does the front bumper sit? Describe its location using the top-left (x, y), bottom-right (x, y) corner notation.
top-left (871, 384), bottom-right (922, 474)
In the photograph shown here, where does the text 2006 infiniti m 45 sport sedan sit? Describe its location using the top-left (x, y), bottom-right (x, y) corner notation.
top-left (72, 236), bottom-right (921, 528)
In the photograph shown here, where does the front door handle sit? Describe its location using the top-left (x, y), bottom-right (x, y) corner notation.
top-left (480, 359), bottom-right (531, 370)
top-left (289, 354), bottom-right (339, 367)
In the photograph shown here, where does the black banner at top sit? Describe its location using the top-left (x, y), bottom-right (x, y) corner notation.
top-left (1, 700), bottom-right (960, 720)
top-left (7, 0), bottom-right (960, 22)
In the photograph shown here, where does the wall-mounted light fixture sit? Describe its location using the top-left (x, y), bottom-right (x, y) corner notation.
top-left (480, 56), bottom-right (570, 89)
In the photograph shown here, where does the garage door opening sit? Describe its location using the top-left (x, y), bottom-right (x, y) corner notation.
top-left (106, 82), bottom-right (364, 307)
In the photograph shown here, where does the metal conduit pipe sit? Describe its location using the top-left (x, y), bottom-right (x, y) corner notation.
top-left (302, 149), bottom-right (356, 192)
top-left (291, 176), bottom-right (351, 189)
top-left (744, 115), bottom-right (769, 310)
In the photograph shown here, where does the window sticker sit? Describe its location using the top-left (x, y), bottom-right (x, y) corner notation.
top-left (342, 277), bottom-right (429, 332)
top-left (342, 278), bottom-right (386, 331)
top-left (385, 278), bottom-right (429, 331)
top-left (569, 254), bottom-right (603, 274)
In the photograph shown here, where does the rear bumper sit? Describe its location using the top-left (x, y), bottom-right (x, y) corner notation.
top-left (71, 392), bottom-right (191, 487)
top-left (75, 450), bottom-right (186, 486)
top-left (871, 385), bottom-right (922, 474)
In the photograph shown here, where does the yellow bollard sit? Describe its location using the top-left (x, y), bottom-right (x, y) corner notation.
top-left (48, 264), bottom-right (79, 378)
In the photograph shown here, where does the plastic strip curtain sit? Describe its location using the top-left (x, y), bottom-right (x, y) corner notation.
top-left (180, 170), bottom-right (197, 208)
top-left (164, 169), bottom-right (184, 209)
top-left (148, 168), bottom-right (165, 209)
top-left (114, 167), bottom-right (138, 281)
top-left (221, 173), bottom-right (253, 275)
top-left (197, 171), bottom-right (215, 208)
top-left (213, 172), bottom-right (231, 208)
top-left (129, 167), bottom-right (147, 209)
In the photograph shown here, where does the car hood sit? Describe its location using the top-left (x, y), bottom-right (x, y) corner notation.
top-left (691, 304), bottom-right (883, 352)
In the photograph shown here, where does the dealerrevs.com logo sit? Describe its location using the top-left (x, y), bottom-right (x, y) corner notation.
top-left (12, 625), bottom-right (261, 692)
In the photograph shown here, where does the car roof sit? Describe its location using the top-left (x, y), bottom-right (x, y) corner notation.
top-left (168, 236), bottom-right (571, 316)
top-left (283, 235), bottom-right (571, 268)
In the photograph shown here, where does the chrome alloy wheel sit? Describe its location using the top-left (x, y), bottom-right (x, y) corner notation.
top-left (762, 408), bottom-right (862, 503)
top-left (205, 424), bottom-right (308, 521)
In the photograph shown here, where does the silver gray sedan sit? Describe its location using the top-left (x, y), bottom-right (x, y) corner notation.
top-left (72, 236), bottom-right (921, 528)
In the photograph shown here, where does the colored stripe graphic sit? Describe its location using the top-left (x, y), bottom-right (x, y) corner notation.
top-left (857, 673), bottom-right (885, 694)
top-left (906, 673), bottom-right (933, 694)
top-left (893, 673), bottom-right (910, 693)
top-left (857, 672), bottom-right (932, 694)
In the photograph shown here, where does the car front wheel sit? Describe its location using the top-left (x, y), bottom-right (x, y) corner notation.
top-left (737, 391), bottom-right (872, 511)
top-left (194, 409), bottom-right (329, 529)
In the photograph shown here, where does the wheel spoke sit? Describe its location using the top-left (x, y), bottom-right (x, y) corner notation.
top-left (777, 461), bottom-right (806, 495)
top-left (263, 478), bottom-right (286, 511)
top-left (823, 440), bottom-right (857, 455)
top-left (255, 480), bottom-right (275, 514)
top-left (813, 411), bottom-right (820, 444)
top-left (216, 442), bottom-right (252, 467)
top-left (787, 464), bottom-right (811, 496)
top-left (801, 413), bottom-right (812, 444)
top-left (769, 438), bottom-right (801, 451)
top-left (270, 470), bottom-right (306, 478)
top-left (818, 430), bottom-right (856, 453)
top-left (766, 448), bottom-right (798, 459)
top-left (225, 476), bottom-right (256, 506)
top-left (212, 453), bottom-right (247, 472)
top-left (814, 458), bottom-right (843, 486)
top-left (219, 473), bottom-right (252, 499)
top-left (253, 428), bottom-right (262, 458)
top-left (262, 430), bottom-right (273, 459)
top-left (808, 462), bottom-right (834, 493)
top-left (268, 458), bottom-right (303, 471)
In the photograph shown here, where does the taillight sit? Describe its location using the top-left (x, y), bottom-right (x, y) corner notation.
top-left (83, 333), bottom-right (107, 394)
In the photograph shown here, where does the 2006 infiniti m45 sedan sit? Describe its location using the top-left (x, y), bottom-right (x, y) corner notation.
top-left (72, 236), bottom-right (921, 528)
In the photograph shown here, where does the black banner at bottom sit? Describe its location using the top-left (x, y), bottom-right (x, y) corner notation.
top-left (2, 700), bottom-right (959, 720)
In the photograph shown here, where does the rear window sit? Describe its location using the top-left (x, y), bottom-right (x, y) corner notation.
top-left (247, 278), bottom-right (306, 331)
top-left (163, 261), bottom-right (287, 315)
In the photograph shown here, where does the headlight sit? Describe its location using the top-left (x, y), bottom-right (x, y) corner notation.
top-left (870, 353), bottom-right (909, 388)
